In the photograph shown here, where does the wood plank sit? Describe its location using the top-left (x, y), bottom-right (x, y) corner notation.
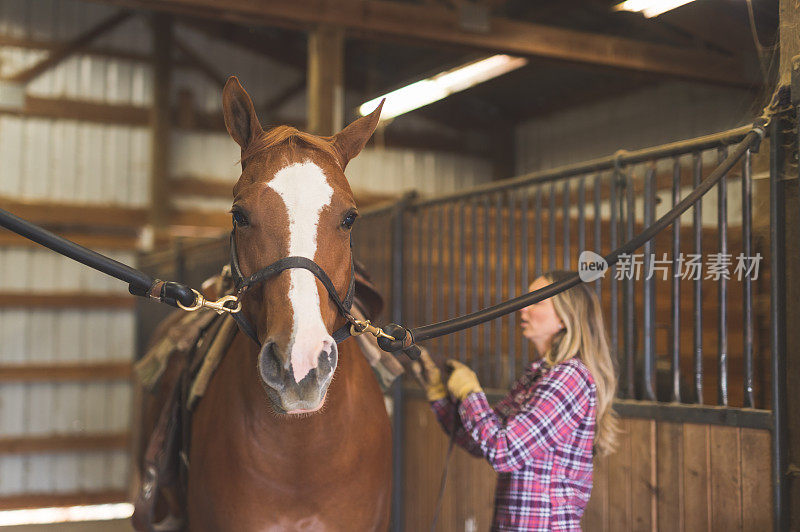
top-left (106, 0), bottom-right (751, 86)
top-left (607, 417), bottom-right (631, 530)
top-left (582, 451), bottom-right (608, 531)
top-left (656, 421), bottom-right (683, 532)
top-left (0, 432), bottom-right (130, 455)
top-left (0, 361), bottom-right (132, 382)
top-left (709, 425), bottom-right (742, 530)
top-left (629, 418), bottom-right (656, 531)
top-left (740, 428), bottom-right (772, 530)
top-left (0, 490), bottom-right (129, 510)
top-left (6, 11), bottom-right (133, 84)
top-left (682, 423), bottom-right (710, 531)
top-left (0, 292), bottom-right (136, 309)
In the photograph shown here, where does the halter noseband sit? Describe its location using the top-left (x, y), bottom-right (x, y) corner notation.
top-left (227, 231), bottom-right (357, 346)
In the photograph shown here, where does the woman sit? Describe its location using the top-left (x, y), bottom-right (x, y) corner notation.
top-left (414, 270), bottom-right (618, 531)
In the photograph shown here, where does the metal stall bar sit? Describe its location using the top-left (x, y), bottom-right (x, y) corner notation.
top-left (741, 149), bottom-right (754, 408)
top-left (483, 195), bottom-right (492, 381)
top-left (437, 206), bottom-right (446, 355)
top-left (609, 172), bottom-right (618, 385)
top-left (642, 165), bottom-right (657, 401)
top-left (693, 152), bottom-right (704, 403)
top-left (717, 147), bottom-right (729, 406)
top-left (549, 183), bottom-right (557, 272)
top-left (624, 167), bottom-right (636, 398)
top-left (449, 204), bottom-right (457, 358)
top-left (472, 198), bottom-right (480, 368)
top-left (507, 192), bottom-right (516, 382)
top-left (594, 174), bottom-right (603, 297)
top-left (459, 201), bottom-right (467, 362)
top-left (535, 187), bottom-right (543, 277)
top-left (770, 115), bottom-right (788, 532)
top-left (495, 193), bottom-right (504, 387)
top-left (563, 180), bottom-right (571, 269)
top-left (520, 190), bottom-right (530, 369)
top-left (671, 157), bottom-right (682, 403)
top-left (578, 177), bottom-right (586, 260)
top-left (389, 197), bottom-right (409, 532)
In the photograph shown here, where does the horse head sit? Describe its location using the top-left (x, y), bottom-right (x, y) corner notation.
top-left (222, 76), bottom-right (382, 414)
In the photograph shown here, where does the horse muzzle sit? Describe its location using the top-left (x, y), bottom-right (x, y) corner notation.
top-left (257, 340), bottom-right (338, 414)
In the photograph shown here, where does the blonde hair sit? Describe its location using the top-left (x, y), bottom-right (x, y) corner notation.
top-left (540, 271), bottom-right (619, 456)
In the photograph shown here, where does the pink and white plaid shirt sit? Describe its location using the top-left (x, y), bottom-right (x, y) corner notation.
top-left (431, 357), bottom-right (596, 531)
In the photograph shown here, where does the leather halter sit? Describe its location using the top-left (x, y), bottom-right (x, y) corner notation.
top-left (227, 231), bottom-right (356, 346)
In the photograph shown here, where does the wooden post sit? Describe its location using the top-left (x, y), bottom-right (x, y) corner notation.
top-left (307, 25), bottom-right (344, 136)
top-left (149, 14), bottom-right (173, 236)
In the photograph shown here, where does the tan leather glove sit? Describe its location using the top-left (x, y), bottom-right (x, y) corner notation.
top-left (411, 349), bottom-right (447, 402)
top-left (446, 360), bottom-right (482, 401)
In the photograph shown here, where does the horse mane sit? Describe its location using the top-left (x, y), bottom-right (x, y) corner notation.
top-left (240, 125), bottom-right (340, 165)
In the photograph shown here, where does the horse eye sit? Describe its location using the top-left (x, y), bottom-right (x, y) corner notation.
top-left (342, 211), bottom-right (358, 230)
top-left (232, 209), bottom-right (249, 227)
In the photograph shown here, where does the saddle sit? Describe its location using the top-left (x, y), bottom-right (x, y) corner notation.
top-left (130, 263), bottom-right (402, 532)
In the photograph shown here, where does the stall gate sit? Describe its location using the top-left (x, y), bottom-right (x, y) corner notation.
top-left (353, 115), bottom-right (795, 531)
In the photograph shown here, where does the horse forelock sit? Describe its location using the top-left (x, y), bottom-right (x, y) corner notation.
top-left (240, 126), bottom-right (340, 168)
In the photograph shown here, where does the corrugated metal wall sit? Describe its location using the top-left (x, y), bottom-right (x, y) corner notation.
top-left (0, 0), bottom-right (492, 505)
top-left (515, 82), bottom-right (757, 228)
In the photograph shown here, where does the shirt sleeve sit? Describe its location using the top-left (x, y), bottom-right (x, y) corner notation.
top-left (429, 397), bottom-right (484, 457)
top-left (457, 363), bottom-right (591, 473)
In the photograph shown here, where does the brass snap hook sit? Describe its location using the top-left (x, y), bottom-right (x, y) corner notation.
top-left (177, 289), bottom-right (242, 315)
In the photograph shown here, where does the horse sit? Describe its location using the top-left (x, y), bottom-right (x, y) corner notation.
top-left (136, 76), bottom-right (392, 531)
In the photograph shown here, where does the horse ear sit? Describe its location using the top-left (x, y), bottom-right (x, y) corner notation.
top-left (222, 76), bottom-right (263, 150)
top-left (332, 99), bottom-right (384, 169)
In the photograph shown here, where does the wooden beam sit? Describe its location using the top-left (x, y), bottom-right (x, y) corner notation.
top-left (0, 95), bottom-right (150, 125)
top-left (0, 490), bottom-right (129, 511)
top-left (171, 177), bottom-right (233, 198)
top-left (0, 432), bottom-right (130, 455)
top-left (94, 0), bottom-right (752, 86)
top-left (0, 362), bottom-right (132, 382)
top-left (6, 10), bottom-right (134, 84)
top-left (0, 231), bottom-right (139, 250)
top-left (0, 198), bottom-right (148, 229)
top-left (307, 25), bottom-right (344, 136)
top-left (0, 292), bottom-right (137, 309)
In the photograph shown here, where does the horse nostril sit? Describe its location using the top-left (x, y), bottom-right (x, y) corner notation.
top-left (316, 340), bottom-right (337, 379)
top-left (259, 341), bottom-right (284, 386)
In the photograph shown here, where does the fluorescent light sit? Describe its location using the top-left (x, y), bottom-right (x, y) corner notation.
top-left (613, 0), bottom-right (695, 18)
top-left (0, 503), bottom-right (133, 526)
top-left (359, 54), bottom-right (528, 120)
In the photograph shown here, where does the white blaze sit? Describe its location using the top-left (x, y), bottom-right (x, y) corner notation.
top-left (268, 162), bottom-right (334, 383)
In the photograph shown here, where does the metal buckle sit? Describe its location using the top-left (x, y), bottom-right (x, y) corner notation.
top-left (177, 288), bottom-right (242, 315)
top-left (349, 318), bottom-right (396, 341)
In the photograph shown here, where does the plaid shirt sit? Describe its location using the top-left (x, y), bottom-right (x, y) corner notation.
top-left (431, 357), bottom-right (596, 531)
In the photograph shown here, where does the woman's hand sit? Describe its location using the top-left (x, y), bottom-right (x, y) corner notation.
top-left (446, 360), bottom-right (483, 401)
top-left (411, 349), bottom-right (447, 402)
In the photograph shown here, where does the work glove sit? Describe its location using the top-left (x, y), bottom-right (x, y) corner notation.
top-left (411, 348), bottom-right (447, 402)
top-left (445, 360), bottom-right (482, 401)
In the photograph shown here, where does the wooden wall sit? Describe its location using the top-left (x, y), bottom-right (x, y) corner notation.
top-left (402, 396), bottom-right (773, 532)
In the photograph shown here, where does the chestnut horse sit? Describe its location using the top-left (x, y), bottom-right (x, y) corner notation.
top-left (178, 77), bottom-right (390, 530)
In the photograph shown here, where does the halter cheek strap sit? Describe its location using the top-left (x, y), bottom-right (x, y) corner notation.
top-left (228, 231), bottom-right (356, 346)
